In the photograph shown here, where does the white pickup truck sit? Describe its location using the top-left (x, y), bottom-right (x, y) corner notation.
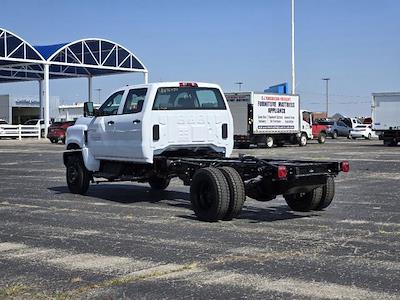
top-left (64, 82), bottom-right (349, 222)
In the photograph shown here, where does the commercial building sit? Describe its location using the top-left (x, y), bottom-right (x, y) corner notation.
top-left (58, 102), bottom-right (100, 121)
top-left (0, 94), bottom-right (59, 124)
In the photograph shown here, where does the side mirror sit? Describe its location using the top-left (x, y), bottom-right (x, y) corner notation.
top-left (84, 102), bottom-right (95, 117)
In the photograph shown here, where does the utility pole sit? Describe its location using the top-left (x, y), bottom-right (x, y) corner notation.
top-left (322, 78), bottom-right (330, 117)
top-left (235, 82), bottom-right (243, 92)
top-left (291, 0), bottom-right (296, 94)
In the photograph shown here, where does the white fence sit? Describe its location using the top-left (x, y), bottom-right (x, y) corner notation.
top-left (0, 125), bottom-right (41, 140)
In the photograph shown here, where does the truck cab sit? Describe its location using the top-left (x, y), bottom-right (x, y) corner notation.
top-left (301, 110), bottom-right (327, 144)
top-left (66, 82), bottom-right (233, 171)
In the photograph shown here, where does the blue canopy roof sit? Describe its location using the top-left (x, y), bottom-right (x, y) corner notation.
top-left (34, 43), bottom-right (69, 60)
top-left (0, 28), bottom-right (147, 83)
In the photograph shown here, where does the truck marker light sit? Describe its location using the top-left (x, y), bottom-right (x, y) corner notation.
top-left (179, 82), bottom-right (198, 87)
top-left (340, 161), bottom-right (350, 172)
top-left (277, 166), bottom-right (287, 179)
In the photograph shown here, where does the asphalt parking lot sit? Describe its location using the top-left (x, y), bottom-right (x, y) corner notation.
top-left (0, 138), bottom-right (399, 299)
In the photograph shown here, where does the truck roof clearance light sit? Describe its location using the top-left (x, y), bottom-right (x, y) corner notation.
top-left (340, 161), bottom-right (350, 172)
top-left (277, 166), bottom-right (287, 179)
top-left (179, 82), bottom-right (198, 87)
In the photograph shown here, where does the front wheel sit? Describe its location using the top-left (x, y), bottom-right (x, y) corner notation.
top-left (148, 176), bottom-right (170, 190)
top-left (190, 167), bottom-right (230, 222)
top-left (318, 132), bottom-right (326, 144)
top-left (365, 133), bottom-right (371, 140)
top-left (332, 130), bottom-right (338, 139)
top-left (299, 133), bottom-right (307, 147)
top-left (66, 155), bottom-right (91, 195)
top-left (265, 136), bottom-right (274, 148)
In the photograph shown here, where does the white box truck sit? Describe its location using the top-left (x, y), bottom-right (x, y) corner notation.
top-left (225, 92), bottom-right (304, 148)
top-left (372, 92), bottom-right (400, 146)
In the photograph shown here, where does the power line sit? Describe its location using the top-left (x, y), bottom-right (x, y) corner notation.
top-left (298, 90), bottom-right (370, 98)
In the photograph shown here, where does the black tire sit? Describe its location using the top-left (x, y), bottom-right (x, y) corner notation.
top-left (190, 167), bottom-right (230, 222)
top-left (66, 154), bottom-right (91, 195)
top-left (365, 133), bottom-right (371, 140)
top-left (218, 167), bottom-right (246, 220)
top-left (318, 132), bottom-right (326, 144)
top-left (299, 133), bottom-right (307, 147)
top-left (61, 137), bottom-right (66, 144)
top-left (50, 138), bottom-right (57, 144)
top-left (284, 187), bottom-right (323, 212)
top-left (316, 176), bottom-right (335, 210)
top-left (148, 176), bottom-right (170, 190)
top-left (352, 136), bottom-right (357, 140)
top-left (332, 130), bottom-right (338, 139)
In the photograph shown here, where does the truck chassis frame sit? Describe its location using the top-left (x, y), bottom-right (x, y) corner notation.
top-left (63, 150), bottom-right (348, 222)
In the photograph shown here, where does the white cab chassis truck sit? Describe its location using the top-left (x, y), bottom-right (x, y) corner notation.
top-left (372, 93), bottom-right (400, 146)
top-left (64, 82), bottom-right (349, 222)
top-left (225, 92), bottom-right (306, 148)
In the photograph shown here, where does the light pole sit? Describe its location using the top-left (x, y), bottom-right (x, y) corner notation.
top-left (95, 88), bottom-right (102, 104)
top-left (235, 82), bottom-right (243, 92)
top-left (322, 78), bottom-right (330, 117)
top-left (291, 0), bottom-right (296, 94)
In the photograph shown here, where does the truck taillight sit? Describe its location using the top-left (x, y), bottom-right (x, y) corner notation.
top-left (277, 166), bottom-right (287, 179)
top-left (179, 82), bottom-right (198, 87)
top-left (340, 161), bottom-right (350, 172)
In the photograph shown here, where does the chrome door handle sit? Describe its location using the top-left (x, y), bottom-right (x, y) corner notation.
top-left (132, 120), bottom-right (141, 124)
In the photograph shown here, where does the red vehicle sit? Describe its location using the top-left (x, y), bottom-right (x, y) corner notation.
top-left (301, 111), bottom-right (328, 144)
top-left (47, 121), bottom-right (75, 144)
top-left (312, 123), bottom-right (328, 143)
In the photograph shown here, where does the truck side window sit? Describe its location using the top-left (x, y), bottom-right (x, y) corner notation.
top-left (123, 88), bottom-right (147, 114)
top-left (98, 91), bottom-right (124, 116)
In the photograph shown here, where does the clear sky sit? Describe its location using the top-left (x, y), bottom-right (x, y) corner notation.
top-left (1, 0), bottom-right (399, 116)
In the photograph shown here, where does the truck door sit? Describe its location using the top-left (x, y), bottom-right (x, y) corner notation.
top-left (112, 88), bottom-right (147, 160)
top-left (87, 90), bottom-right (125, 158)
top-left (301, 111), bottom-right (312, 138)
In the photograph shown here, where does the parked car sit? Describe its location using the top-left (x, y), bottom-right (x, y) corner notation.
top-left (349, 124), bottom-right (376, 140)
top-left (47, 121), bottom-right (75, 144)
top-left (341, 117), bottom-right (362, 129)
top-left (316, 120), bottom-right (351, 138)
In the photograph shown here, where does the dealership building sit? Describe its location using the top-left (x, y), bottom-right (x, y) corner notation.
top-left (0, 94), bottom-right (60, 124)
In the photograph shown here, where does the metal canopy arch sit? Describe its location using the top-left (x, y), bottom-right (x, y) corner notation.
top-left (0, 28), bottom-right (149, 135)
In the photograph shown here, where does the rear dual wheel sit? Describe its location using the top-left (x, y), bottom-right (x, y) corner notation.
top-left (284, 176), bottom-right (335, 211)
top-left (190, 167), bottom-right (245, 222)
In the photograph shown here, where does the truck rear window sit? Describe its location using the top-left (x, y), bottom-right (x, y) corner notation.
top-left (152, 87), bottom-right (226, 110)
